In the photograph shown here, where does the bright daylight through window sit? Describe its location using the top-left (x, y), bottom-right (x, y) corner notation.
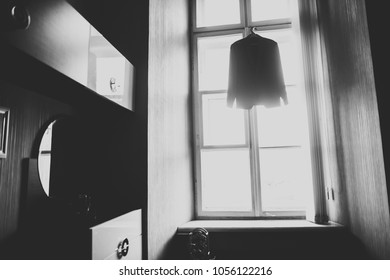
top-left (193, 0), bottom-right (314, 218)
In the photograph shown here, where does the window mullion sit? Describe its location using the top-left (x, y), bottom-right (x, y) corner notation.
top-left (240, 0), bottom-right (248, 27)
top-left (243, 20), bottom-right (262, 216)
top-left (248, 107), bottom-right (263, 216)
top-left (244, 0), bottom-right (251, 26)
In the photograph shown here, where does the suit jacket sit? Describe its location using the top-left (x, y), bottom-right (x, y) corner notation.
top-left (227, 33), bottom-right (287, 109)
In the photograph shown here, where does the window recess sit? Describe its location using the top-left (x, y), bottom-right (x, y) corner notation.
top-left (192, 0), bottom-right (332, 223)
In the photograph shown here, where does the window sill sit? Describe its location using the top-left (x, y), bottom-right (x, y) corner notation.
top-left (177, 220), bottom-right (343, 235)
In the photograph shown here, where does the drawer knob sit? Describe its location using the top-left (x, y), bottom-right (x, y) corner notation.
top-left (10, 4), bottom-right (31, 30)
top-left (117, 238), bottom-right (129, 259)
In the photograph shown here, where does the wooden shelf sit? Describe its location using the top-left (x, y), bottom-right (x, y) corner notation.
top-left (0, 42), bottom-right (133, 116)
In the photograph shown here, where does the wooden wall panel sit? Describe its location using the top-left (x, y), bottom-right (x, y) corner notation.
top-left (365, 0), bottom-right (390, 209)
top-left (317, 0), bottom-right (390, 258)
top-left (0, 80), bottom-right (74, 248)
top-left (148, 0), bottom-right (193, 260)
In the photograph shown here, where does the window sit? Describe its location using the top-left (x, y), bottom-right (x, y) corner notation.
top-left (192, 0), bottom-right (314, 218)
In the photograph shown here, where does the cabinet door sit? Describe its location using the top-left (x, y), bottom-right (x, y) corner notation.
top-left (1, 0), bottom-right (90, 86)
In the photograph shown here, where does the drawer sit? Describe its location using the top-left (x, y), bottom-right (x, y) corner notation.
top-left (90, 209), bottom-right (142, 260)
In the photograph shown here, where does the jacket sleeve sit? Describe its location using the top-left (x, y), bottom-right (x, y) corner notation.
top-left (227, 45), bottom-right (237, 107)
top-left (274, 45), bottom-right (288, 105)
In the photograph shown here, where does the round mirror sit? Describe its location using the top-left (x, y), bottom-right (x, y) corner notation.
top-left (37, 117), bottom-right (88, 199)
top-left (37, 120), bottom-right (56, 196)
top-left (36, 117), bottom-right (100, 224)
top-left (38, 117), bottom-right (103, 228)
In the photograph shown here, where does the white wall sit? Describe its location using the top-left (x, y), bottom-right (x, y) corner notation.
top-left (148, 0), bottom-right (194, 259)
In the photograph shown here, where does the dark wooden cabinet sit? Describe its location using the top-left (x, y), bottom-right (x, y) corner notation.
top-left (1, 0), bottom-right (90, 86)
top-left (1, 0), bottom-right (135, 112)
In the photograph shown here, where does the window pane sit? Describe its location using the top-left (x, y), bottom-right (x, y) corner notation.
top-left (259, 147), bottom-right (310, 212)
top-left (201, 149), bottom-right (252, 212)
top-left (198, 34), bottom-right (243, 91)
top-left (255, 29), bottom-right (299, 85)
top-left (202, 93), bottom-right (246, 146)
top-left (256, 87), bottom-right (307, 147)
top-left (196, 0), bottom-right (241, 28)
top-left (251, 0), bottom-right (292, 22)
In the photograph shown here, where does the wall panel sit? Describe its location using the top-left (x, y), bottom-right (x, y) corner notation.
top-left (317, 0), bottom-right (390, 258)
top-left (0, 80), bottom-right (73, 248)
top-left (148, 0), bottom-right (193, 260)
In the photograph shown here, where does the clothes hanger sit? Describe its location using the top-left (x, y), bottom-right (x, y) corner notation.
top-left (246, 26), bottom-right (260, 38)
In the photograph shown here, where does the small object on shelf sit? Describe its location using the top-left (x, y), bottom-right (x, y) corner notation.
top-left (10, 4), bottom-right (31, 30)
top-left (188, 227), bottom-right (215, 260)
top-left (88, 25), bottom-right (135, 111)
top-left (0, 107), bottom-right (10, 158)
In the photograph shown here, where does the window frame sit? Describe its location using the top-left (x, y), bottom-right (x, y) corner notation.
top-left (192, 0), bottom-right (314, 219)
